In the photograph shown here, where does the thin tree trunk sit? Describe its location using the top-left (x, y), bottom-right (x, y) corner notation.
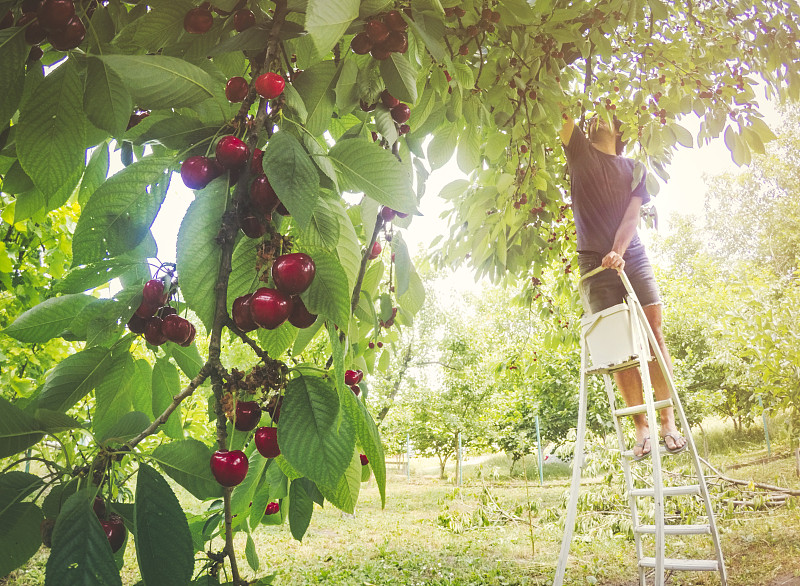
top-left (376, 339), bottom-right (414, 423)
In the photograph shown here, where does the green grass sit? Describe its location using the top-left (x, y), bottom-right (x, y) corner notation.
top-left (4, 417), bottom-right (800, 586)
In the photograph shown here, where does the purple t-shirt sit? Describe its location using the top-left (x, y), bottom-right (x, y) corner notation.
top-left (563, 128), bottom-right (650, 254)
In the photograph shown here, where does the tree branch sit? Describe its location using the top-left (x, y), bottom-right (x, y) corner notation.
top-left (699, 456), bottom-right (800, 496)
top-left (350, 213), bottom-right (385, 314)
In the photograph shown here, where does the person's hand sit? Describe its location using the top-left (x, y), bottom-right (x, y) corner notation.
top-left (601, 250), bottom-right (625, 271)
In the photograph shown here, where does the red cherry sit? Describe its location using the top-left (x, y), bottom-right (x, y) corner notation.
top-left (350, 32), bottom-right (372, 54)
top-left (101, 515), bottom-right (126, 553)
top-left (37, 0), bottom-right (74, 32)
top-left (179, 323), bottom-right (196, 347)
top-left (254, 426), bottom-right (280, 458)
top-left (144, 317), bottom-right (167, 346)
top-left (364, 19), bottom-right (389, 43)
top-left (271, 253), bottom-right (316, 295)
top-left (142, 279), bottom-right (168, 307)
top-left (215, 135), bottom-right (250, 169)
top-left (239, 214), bottom-right (266, 239)
top-left (225, 76), bottom-right (249, 103)
top-left (380, 206), bottom-right (397, 222)
top-left (254, 72), bottom-right (285, 99)
top-left (232, 294), bottom-right (258, 332)
top-left (350, 384), bottom-right (361, 396)
top-left (370, 45), bottom-right (392, 60)
top-left (288, 297), bottom-right (317, 329)
top-left (233, 9), bottom-right (255, 31)
top-left (344, 369), bottom-right (361, 385)
top-left (399, 124), bottom-right (410, 135)
top-left (265, 501), bottom-right (280, 515)
top-left (368, 241), bottom-right (382, 260)
top-left (249, 287), bottom-right (293, 330)
top-left (360, 454), bottom-right (369, 465)
top-left (275, 202), bottom-right (290, 216)
top-left (93, 497), bottom-right (106, 519)
top-left (21, 0), bottom-right (42, 13)
top-left (249, 175), bottom-right (279, 216)
top-left (210, 450), bottom-right (249, 487)
top-left (161, 314), bottom-right (192, 344)
top-left (1, 10), bottom-right (13, 29)
top-left (134, 301), bottom-right (159, 319)
top-left (156, 306), bottom-right (177, 319)
top-left (383, 31), bottom-right (408, 53)
top-left (127, 313), bottom-right (148, 334)
top-left (380, 90), bottom-right (400, 108)
top-left (250, 148), bottom-right (264, 175)
top-left (384, 10), bottom-right (407, 31)
top-left (181, 156), bottom-right (218, 190)
top-left (391, 103), bottom-right (410, 123)
top-left (19, 14), bottom-right (47, 45)
top-left (184, 6), bottom-right (213, 34)
top-left (235, 401), bottom-right (261, 431)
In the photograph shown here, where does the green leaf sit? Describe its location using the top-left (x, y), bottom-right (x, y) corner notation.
top-left (46, 490), bottom-right (121, 586)
top-left (38, 347), bottom-right (113, 412)
top-left (0, 29), bottom-right (27, 126)
top-left (118, 0), bottom-right (195, 51)
top-left (305, 0), bottom-right (359, 55)
top-left (138, 114), bottom-right (221, 151)
top-left (230, 455), bottom-right (268, 529)
top-left (169, 342), bottom-right (205, 380)
top-left (374, 105), bottom-right (399, 145)
top-left (2, 294), bottom-right (95, 343)
top-left (99, 411), bottom-right (150, 445)
top-left (135, 464), bottom-right (194, 586)
top-left (245, 533), bottom-right (259, 571)
top-left (131, 359), bottom-right (154, 419)
top-left (0, 472), bottom-right (44, 510)
top-left (257, 323), bottom-right (297, 358)
top-left (342, 390), bottom-right (386, 506)
top-left (317, 449), bottom-right (361, 513)
top-left (390, 232), bottom-right (411, 296)
top-left (292, 61), bottom-right (338, 136)
top-left (671, 123), bottom-right (693, 148)
top-left (227, 236), bottom-right (263, 314)
top-left (408, 10), bottom-right (446, 62)
top-left (152, 359), bottom-right (183, 439)
top-left (72, 156), bottom-right (173, 266)
top-left (379, 52), bottom-right (418, 104)
top-left (279, 376), bottom-right (355, 490)
top-left (78, 142), bottom-right (111, 208)
top-left (288, 480), bottom-right (313, 541)
top-left (263, 131), bottom-right (319, 230)
top-left (335, 58), bottom-right (359, 112)
top-left (98, 55), bottom-right (217, 110)
top-left (300, 198), bottom-right (340, 250)
top-left (152, 439), bottom-right (223, 501)
top-left (94, 351), bottom-right (136, 440)
top-left (176, 179), bottom-right (227, 332)
top-left (428, 121), bottom-right (459, 170)
top-left (327, 139), bottom-right (417, 214)
top-left (0, 397), bottom-right (42, 460)
top-left (399, 269), bottom-right (425, 315)
top-left (300, 248), bottom-right (350, 330)
top-left (85, 57), bottom-right (133, 137)
top-left (329, 200), bottom-right (361, 290)
top-left (16, 58), bottom-right (85, 207)
top-left (56, 257), bottom-right (149, 295)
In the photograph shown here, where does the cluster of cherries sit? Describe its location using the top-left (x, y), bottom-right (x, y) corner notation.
top-left (445, 6), bottom-right (501, 55)
top-left (344, 369), bottom-right (364, 396)
top-left (350, 10), bottom-right (409, 60)
top-left (93, 497), bottom-right (125, 553)
top-left (10, 0), bottom-right (86, 51)
top-left (225, 71), bottom-right (285, 104)
top-left (126, 279), bottom-right (197, 347)
top-left (183, 2), bottom-right (257, 35)
top-left (232, 252), bottom-right (318, 333)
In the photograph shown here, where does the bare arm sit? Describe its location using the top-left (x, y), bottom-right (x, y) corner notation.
top-left (602, 195), bottom-right (643, 270)
top-left (559, 113), bottom-right (575, 146)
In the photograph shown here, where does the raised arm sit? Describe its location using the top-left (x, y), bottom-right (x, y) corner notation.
top-left (602, 195), bottom-right (644, 270)
top-left (559, 112), bottom-right (575, 147)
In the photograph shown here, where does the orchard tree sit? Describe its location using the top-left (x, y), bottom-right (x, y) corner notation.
top-left (1, 0), bottom-right (800, 583)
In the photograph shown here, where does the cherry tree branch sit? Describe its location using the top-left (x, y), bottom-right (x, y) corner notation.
top-left (351, 212), bottom-right (385, 314)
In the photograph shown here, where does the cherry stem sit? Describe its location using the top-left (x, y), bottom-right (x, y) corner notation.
top-left (350, 212), bottom-right (384, 315)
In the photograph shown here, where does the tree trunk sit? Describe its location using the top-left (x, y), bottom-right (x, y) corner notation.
top-left (376, 341), bottom-right (414, 424)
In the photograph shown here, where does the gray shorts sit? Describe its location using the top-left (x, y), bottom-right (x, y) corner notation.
top-left (577, 243), bottom-right (661, 314)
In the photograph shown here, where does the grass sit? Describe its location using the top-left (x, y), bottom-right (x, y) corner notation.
top-left (4, 416), bottom-right (800, 585)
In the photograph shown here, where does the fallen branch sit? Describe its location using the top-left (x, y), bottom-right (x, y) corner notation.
top-left (699, 456), bottom-right (800, 496)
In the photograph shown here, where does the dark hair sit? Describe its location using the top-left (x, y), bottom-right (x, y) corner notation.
top-left (613, 116), bottom-right (627, 155)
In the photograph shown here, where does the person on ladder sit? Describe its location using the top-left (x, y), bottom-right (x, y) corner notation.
top-left (559, 110), bottom-right (688, 460)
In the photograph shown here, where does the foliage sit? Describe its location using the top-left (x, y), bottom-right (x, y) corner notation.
top-left (2, 0), bottom-right (800, 582)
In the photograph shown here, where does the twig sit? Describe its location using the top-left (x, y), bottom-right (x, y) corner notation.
top-left (699, 456), bottom-right (800, 496)
top-left (350, 213), bottom-right (384, 314)
top-left (225, 316), bottom-right (271, 362)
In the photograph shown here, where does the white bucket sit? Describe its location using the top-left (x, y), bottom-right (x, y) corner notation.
top-left (581, 303), bottom-right (638, 368)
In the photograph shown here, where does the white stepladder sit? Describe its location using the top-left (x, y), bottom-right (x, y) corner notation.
top-left (552, 267), bottom-right (727, 586)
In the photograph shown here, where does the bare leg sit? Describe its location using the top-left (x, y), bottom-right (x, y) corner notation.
top-left (613, 304), bottom-right (686, 456)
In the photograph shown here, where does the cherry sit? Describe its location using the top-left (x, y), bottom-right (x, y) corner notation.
top-left (360, 454), bottom-right (369, 465)
top-left (181, 156), bottom-right (219, 190)
top-left (233, 8), bottom-right (255, 31)
top-left (383, 31), bottom-right (408, 53)
top-left (249, 175), bottom-right (279, 216)
top-left (265, 501), bottom-right (280, 515)
top-left (134, 301), bottom-right (159, 319)
top-left (288, 297), bottom-right (317, 329)
top-left (384, 10), bottom-right (407, 31)
top-left (350, 384), bottom-right (361, 396)
top-left (225, 76), bottom-right (249, 102)
top-left (235, 400), bottom-right (261, 431)
top-left (232, 294), bottom-right (258, 332)
top-left (144, 317), bottom-right (167, 346)
top-left (19, 14), bottom-right (47, 45)
top-left (254, 426), bottom-right (280, 458)
top-left (21, 0), bottom-right (42, 13)
top-left (250, 148), bottom-right (264, 175)
top-left (142, 279), bottom-right (168, 307)
top-left (380, 206), bottom-right (397, 222)
top-left (350, 32), bottom-right (372, 54)
top-left (37, 0), bottom-right (74, 32)
top-left (360, 100), bottom-right (377, 112)
top-left (370, 45), bottom-right (392, 60)
top-left (275, 202), bottom-right (290, 216)
top-left (239, 214), bottom-right (266, 239)
top-left (271, 253), bottom-right (316, 295)
top-left (368, 241), bottom-right (382, 260)
top-left (93, 496), bottom-right (106, 519)
top-left (344, 369), bottom-right (363, 385)
top-left (184, 6), bottom-right (213, 34)
top-left (215, 135), bottom-right (250, 169)
top-left (391, 103), bottom-right (410, 123)
top-left (161, 314), bottom-right (192, 344)
top-left (156, 306), bottom-right (177, 319)
top-left (399, 123), bottom-right (410, 135)
top-left (0, 10), bottom-right (13, 29)
top-left (254, 72), bottom-right (285, 99)
top-left (380, 90), bottom-right (400, 108)
top-left (210, 450), bottom-right (249, 487)
top-left (127, 313), bottom-right (148, 334)
top-left (127, 110), bottom-right (150, 130)
top-left (249, 287), bottom-right (293, 330)
top-left (101, 515), bottom-right (126, 553)
top-left (365, 19), bottom-right (389, 43)
top-left (179, 323), bottom-right (196, 347)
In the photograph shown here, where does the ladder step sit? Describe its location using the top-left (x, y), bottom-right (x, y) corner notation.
top-left (614, 399), bottom-right (673, 417)
top-left (639, 557), bottom-right (720, 572)
top-left (635, 524), bottom-right (710, 535)
top-left (630, 485), bottom-right (701, 497)
top-left (622, 444), bottom-right (672, 459)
